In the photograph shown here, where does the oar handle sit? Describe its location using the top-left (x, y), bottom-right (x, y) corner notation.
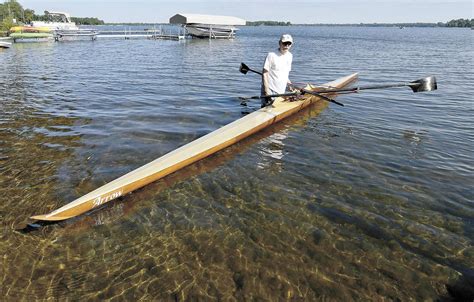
top-left (264, 92), bottom-right (299, 98)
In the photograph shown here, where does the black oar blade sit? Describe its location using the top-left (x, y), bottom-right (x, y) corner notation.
top-left (239, 62), bottom-right (249, 74)
top-left (409, 76), bottom-right (437, 92)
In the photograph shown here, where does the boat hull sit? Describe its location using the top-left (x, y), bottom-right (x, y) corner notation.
top-left (10, 26), bottom-right (52, 33)
top-left (30, 73), bottom-right (358, 221)
top-left (186, 25), bottom-right (238, 38)
top-left (0, 41), bottom-right (12, 48)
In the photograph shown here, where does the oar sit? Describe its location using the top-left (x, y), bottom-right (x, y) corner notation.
top-left (240, 62), bottom-right (437, 95)
top-left (252, 76), bottom-right (437, 100)
top-left (239, 62), bottom-right (344, 106)
top-left (311, 76), bottom-right (438, 94)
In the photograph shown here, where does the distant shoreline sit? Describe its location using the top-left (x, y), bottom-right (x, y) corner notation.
top-left (291, 24), bottom-right (466, 28)
top-left (246, 19), bottom-right (472, 28)
top-left (291, 23), bottom-right (470, 28)
top-left (100, 22), bottom-right (472, 29)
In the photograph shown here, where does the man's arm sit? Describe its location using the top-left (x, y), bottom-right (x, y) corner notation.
top-left (262, 69), bottom-right (270, 95)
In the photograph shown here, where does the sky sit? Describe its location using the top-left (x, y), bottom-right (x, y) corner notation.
top-left (19, 0), bottom-right (473, 24)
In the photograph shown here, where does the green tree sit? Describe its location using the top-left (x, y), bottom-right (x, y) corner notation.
top-left (446, 18), bottom-right (474, 28)
top-left (0, 1), bottom-right (24, 34)
top-left (23, 8), bottom-right (34, 23)
top-left (1, 16), bottom-right (14, 35)
top-left (0, 3), bottom-right (8, 21)
top-left (2, 0), bottom-right (23, 22)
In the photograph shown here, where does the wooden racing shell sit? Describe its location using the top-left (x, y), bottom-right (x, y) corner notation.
top-left (30, 73), bottom-right (358, 221)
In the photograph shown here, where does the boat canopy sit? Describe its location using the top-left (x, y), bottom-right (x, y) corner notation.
top-left (169, 14), bottom-right (246, 26)
top-left (44, 11), bottom-right (73, 23)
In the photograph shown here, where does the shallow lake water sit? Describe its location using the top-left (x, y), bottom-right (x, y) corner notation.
top-left (0, 26), bottom-right (473, 300)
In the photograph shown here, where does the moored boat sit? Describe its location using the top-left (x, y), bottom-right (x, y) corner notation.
top-left (9, 32), bottom-right (53, 42)
top-left (185, 24), bottom-right (239, 39)
top-left (32, 11), bottom-right (98, 41)
top-left (0, 41), bottom-right (12, 48)
top-left (10, 26), bottom-right (52, 33)
top-left (30, 73), bottom-right (358, 221)
top-left (9, 26), bottom-right (53, 42)
top-left (31, 11), bottom-right (79, 31)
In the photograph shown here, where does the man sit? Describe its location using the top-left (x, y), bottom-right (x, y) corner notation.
top-left (261, 34), bottom-right (294, 107)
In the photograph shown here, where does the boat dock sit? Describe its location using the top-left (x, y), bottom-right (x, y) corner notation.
top-left (96, 27), bottom-right (185, 40)
top-left (151, 33), bottom-right (185, 40)
top-left (4, 13), bottom-right (246, 43)
top-left (97, 30), bottom-right (153, 39)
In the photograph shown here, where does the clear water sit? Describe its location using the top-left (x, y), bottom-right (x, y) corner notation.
top-left (0, 26), bottom-right (473, 300)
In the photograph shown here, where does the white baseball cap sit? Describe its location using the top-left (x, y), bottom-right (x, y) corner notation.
top-left (280, 34), bottom-right (293, 43)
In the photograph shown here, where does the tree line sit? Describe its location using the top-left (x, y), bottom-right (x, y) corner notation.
top-left (246, 19), bottom-right (473, 28)
top-left (70, 17), bottom-right (104, 25)
top-left (246, 21), bottom-right (291, 26)
top-left (445, 18), bottom-right (473, 28)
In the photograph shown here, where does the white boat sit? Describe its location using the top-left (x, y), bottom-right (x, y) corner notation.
top-left (31, 11), bottom-right (79, 31)
top-left (0, 41), bottom-right (12, 48)
top-left (31, 11), bottom-right (99, 41)
top-left (185, 24), bottom-right (239, 39)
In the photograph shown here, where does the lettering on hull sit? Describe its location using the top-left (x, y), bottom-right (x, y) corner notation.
top-left (93, 191), bottom-right (123, 208)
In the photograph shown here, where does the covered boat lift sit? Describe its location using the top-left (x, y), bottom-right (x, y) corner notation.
top-left (169, 13), bottom-right (246, 39)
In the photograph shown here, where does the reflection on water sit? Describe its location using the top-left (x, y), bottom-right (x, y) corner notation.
top-left (1, 27), bottom-right (473, 300)
top-left (257, 132), bottom-right (289, 171)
